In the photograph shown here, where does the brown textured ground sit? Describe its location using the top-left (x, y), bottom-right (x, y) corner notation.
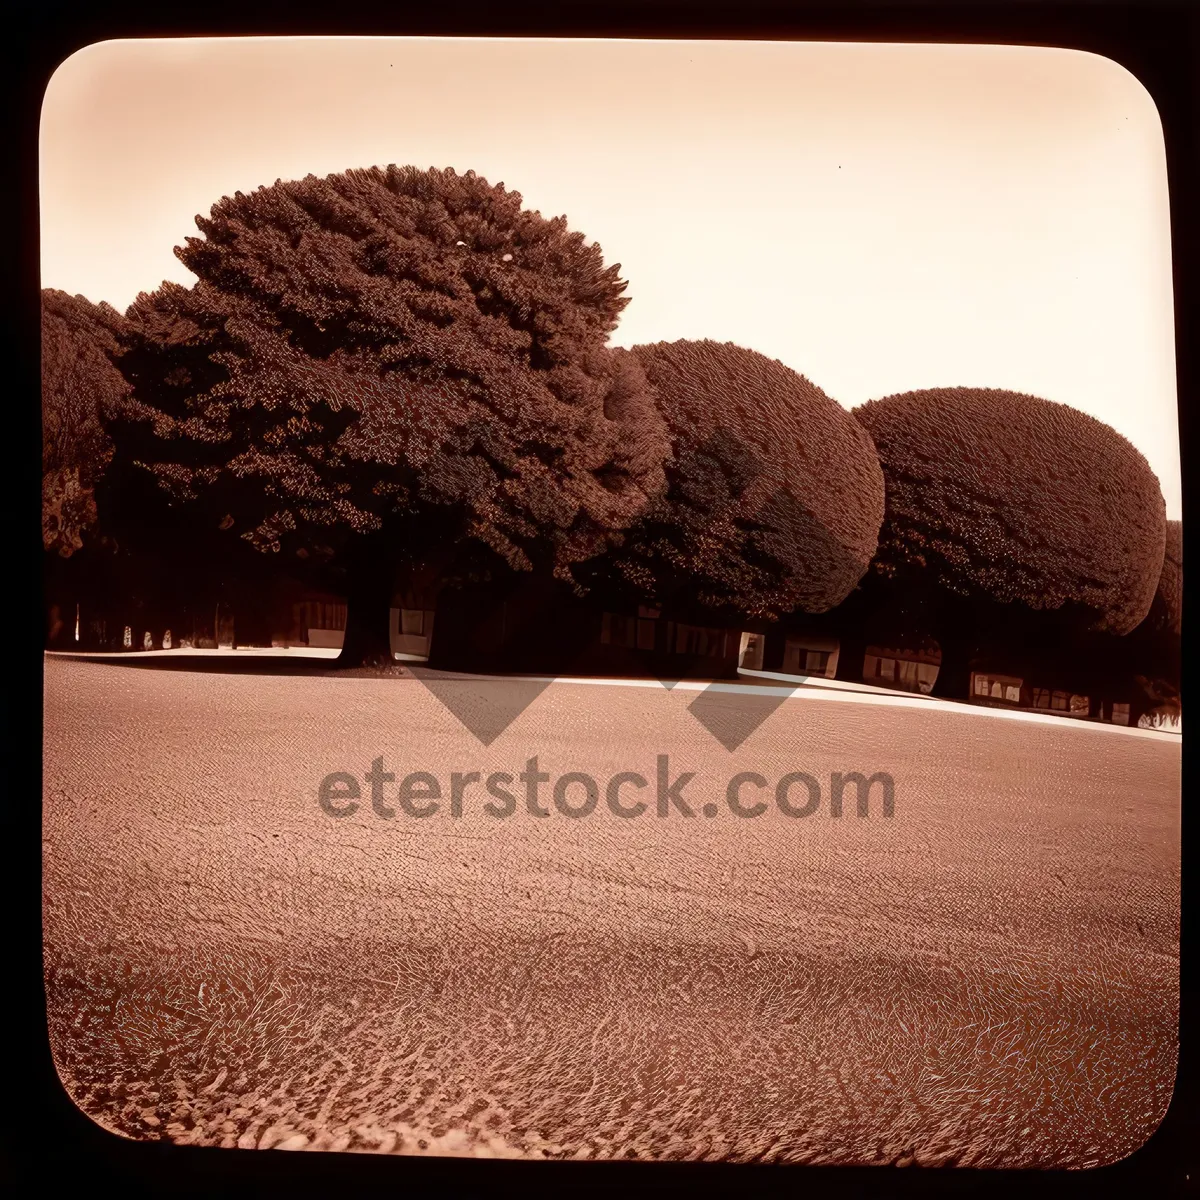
top-left (42, 656), bottom-right (1179, 1166)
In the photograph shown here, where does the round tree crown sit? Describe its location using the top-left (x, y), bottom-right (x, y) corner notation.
top-left (854, 386), bottom-right (1167, 634)
top-left (111, 165), bottom-right (669, 576)
top-left (598, 339), bottom-right (884, 618)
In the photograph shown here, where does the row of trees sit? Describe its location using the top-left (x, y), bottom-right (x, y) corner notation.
top-left (42, 163), bottom-right (1180, 708)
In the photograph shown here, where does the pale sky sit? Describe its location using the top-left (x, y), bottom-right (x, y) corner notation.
top-left (40, 37), bottom-right (1181, 517)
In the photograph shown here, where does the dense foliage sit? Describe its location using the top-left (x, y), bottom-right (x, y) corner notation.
top-left (108, 166), bottom-right (669, 586)
top-left (854, 387), bottom-right (1167, 635)
top-left (1150, 519), bottom-right (1182, 636)
top-left (41, 289), bottom-right (129, 556)
top-left (587, 339), bottom-right (885, 620)
top-left (1119, 518), bottom-right (1182, 699)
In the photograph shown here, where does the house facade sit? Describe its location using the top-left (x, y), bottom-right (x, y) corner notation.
top-left (783, 633), bottom-right (841, 679)
top-left (966, 664), bottom-right (1135, 725)
top-left (430, 580), bottom-right (748, 679)
top-left (290, 591), bottom-right (435, 659)
top-left (581, 604), bottom-right (744, 678)
top-left (862, 643), bottom-right (941, 694)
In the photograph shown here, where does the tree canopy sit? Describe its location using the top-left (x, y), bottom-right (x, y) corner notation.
top-left (854, 387), bottom-right (1167, 635)
top-left (41, 289), bottom-right (129, 557)
top-left (584, 339), bottom-right (885, 620)
top-left (1118, 518), bottom-right (1182, 694)
top-left (107, 165), bottom-right (669, 586)
top-left (1149, 519), bottom-right (1182, 636)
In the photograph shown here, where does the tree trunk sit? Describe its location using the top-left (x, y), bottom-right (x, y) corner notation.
top-left (46, 603), bottom-right (69, 649)
top-left (336, 554), bottom-right (395, 669)
top-left (931, 634), bottom-right (971, 700)
top-left (834, 630), bottom-right (867, 683)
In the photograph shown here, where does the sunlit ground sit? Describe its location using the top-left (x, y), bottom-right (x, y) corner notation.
top-left (43, 655), bottom-right (1179, 1166)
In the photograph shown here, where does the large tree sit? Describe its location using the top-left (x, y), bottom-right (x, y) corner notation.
top-left (854, 387), bottom-right (1168, 696)
top-left (579, 339), bottom-right (885, 622)
top-left (41, 289), bottom-right (129, 558)
top-left (107, 165), bottom-right (669, 665)
top-left (42, 289), bottom-right (134, 648)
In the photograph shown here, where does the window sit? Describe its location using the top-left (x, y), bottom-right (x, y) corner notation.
top-left (1033, 688), bottom-right (1052, 709)
top-left (784, 644), bottom-right (803, 672)
top-left (917, 663), bottom-right (938, 693)
top-left (805, 649), bottom-right (830, 674)
top-left (401, 608), bottom-right (425, 636)
top-left (601, 613), bottom-right (637, 649)
top-left (975, 673), bottom-right (1022, 702)
top-left (1052, 691), bottom-right (1069, 711)
top-left (877, 657), bottom-right (896, 681)
top-left (675, 624), bottom-right (721, 656)
top-left (626, 607), bottom-right (659, 650)
top-left (307, 601), bottom-right (346, 631)
top-left (897, 659), bottom-right (919, 689)
top-left (1112, 702), bottom-right (1130, 726)
top-left (680, 626), bottom-right (725, 656)
top-left (740, 632), bottom-right (765, 670)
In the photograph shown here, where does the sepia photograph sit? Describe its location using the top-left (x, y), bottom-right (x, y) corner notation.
top-left (40, 35), bottom-right (1181, 1168)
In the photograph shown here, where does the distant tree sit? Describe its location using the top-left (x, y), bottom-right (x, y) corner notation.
top-left (1122, 519), bottom-right (1182, 701)
top-left (41, 289), bottom-right (129, 558)
top-left (41, 290), bottom-right (135, 649)
top-left (579, 340), bottom-right (885, 622)
top-left (854, 387), bottom-right (1167, 696)
top-left (1145, 519), bottom-right (1182, 637)
top-left (107, 165), bottom-right (669, 666)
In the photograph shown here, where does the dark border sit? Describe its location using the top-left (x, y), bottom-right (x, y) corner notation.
top-left (6, 2), bottom-right (1194, 1195)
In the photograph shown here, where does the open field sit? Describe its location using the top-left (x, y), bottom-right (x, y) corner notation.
top-left (43, 655), bottom-right (1179, 1166)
